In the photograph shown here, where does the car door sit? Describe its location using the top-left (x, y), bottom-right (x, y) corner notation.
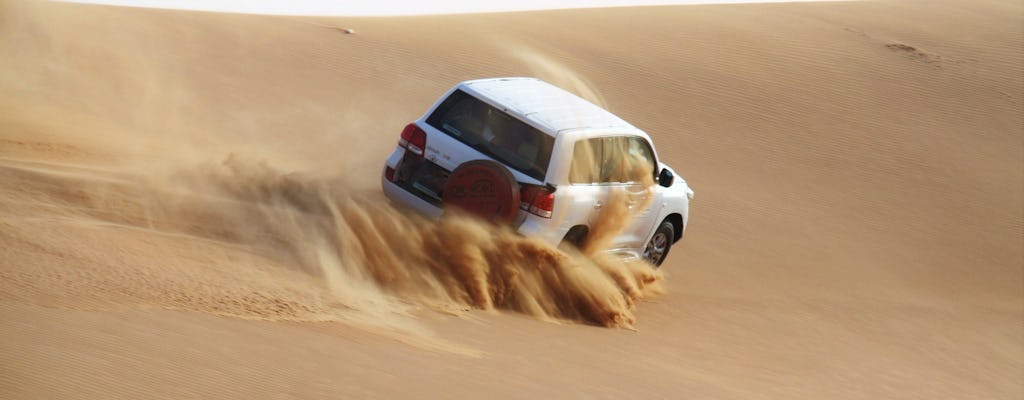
top-left (560, 137), bottom-right (609, 244)
top-left (567, 136), bottom-right (662, 250)
top-left (618, 136), bottom-right (663, 249)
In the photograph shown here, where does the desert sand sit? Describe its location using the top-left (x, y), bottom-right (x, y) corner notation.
top-left (1, 0), bottom-right (1021, 398)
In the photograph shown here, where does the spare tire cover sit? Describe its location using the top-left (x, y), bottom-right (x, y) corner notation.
top-left (442, 160), bottom-right (521, 225)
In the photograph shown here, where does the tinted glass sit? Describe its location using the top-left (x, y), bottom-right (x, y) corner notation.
top-left (570, 136), bottom-right (657, 184)
top-left (426, 90), bottom-right (555, 181)
top-left (624, 136), bottom-right (657, 183)
top-left (569, 138), bottom-right (602, 184)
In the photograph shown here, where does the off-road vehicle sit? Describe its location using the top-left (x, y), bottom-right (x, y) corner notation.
top-left (382, 78), bottom-right (693, 266)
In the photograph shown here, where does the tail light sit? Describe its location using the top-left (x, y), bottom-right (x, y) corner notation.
top-left (521, 185), bottom-right (555, 218)
top-left (384, 166), bottom-right (396, 182)
top-left (399, 123), bottom-right (426, 156)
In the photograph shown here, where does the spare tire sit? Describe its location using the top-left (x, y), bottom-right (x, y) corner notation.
top-left (442, 160), bottom-right (520, 225)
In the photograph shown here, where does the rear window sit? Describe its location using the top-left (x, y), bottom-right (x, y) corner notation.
top-left (426, 90), bottom-right (554, 182)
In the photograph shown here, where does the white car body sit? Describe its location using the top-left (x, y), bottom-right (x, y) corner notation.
top-left (381, 77), bottom-right (693, 265)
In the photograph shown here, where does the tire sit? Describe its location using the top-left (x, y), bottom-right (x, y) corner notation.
top-left (560, 226), bottom-right (588, 250)
top-left (442, 160), bottom-right (520, 225)
top-left (643, 221), bottom-right (674, 267)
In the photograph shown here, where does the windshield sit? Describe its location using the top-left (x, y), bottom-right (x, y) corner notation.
top-left (426, 90), bottom-right (554, 181)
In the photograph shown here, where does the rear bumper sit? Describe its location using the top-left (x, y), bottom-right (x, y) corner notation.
top-left (382, 144), bottom-right (570, 247)
top-left (382, 166), bottom-right (569, 247)
top-left (381, 168), bottom-right (444, 219)
top-left (515, 213), bottom-right (568, 248)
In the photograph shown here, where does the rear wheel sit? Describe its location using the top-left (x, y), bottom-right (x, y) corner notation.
top-left (643, 221), bottom-right (674, 267)
top-left (559, 226), bottom-right (588, 251)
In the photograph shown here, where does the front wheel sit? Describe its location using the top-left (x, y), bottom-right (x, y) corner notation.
top-left (642, 221), bottom-right (674, 267)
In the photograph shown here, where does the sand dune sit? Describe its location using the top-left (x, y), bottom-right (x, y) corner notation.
top-left (1, 0), bottom-right (1021, 398)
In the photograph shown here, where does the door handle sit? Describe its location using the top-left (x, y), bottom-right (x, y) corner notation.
top-left (594, 201), bottom-right (603, 209)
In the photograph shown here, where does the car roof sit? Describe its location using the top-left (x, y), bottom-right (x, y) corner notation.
top-left (458, 77), bottom-right (640, 136)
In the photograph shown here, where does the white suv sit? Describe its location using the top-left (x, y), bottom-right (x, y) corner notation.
top-left (381, 78), bottom-right (693, 266)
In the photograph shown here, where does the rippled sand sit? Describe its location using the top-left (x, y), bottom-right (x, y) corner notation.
top-left (1, 0), bottom-right (1021, 398)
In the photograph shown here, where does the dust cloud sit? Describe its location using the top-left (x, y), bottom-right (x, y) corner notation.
top-left (158, 155), bottom-right (665, 328)
top-left (0, 152), bottom-right (663, 329)
top-left (509, 43), bottom-right (609, 109)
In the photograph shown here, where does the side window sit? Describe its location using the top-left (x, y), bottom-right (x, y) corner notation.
top-left (626, 136), bottom-right (657, 182)
top-left (569, 138), bottom-right (602, 184)
top-left (570, 136), bottom-right (657, 185)
top-left (600, 136), bottom-right (630, 183)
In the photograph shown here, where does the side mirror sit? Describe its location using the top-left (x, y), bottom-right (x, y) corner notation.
top-left (658, 168), bottom-right (674, 187)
